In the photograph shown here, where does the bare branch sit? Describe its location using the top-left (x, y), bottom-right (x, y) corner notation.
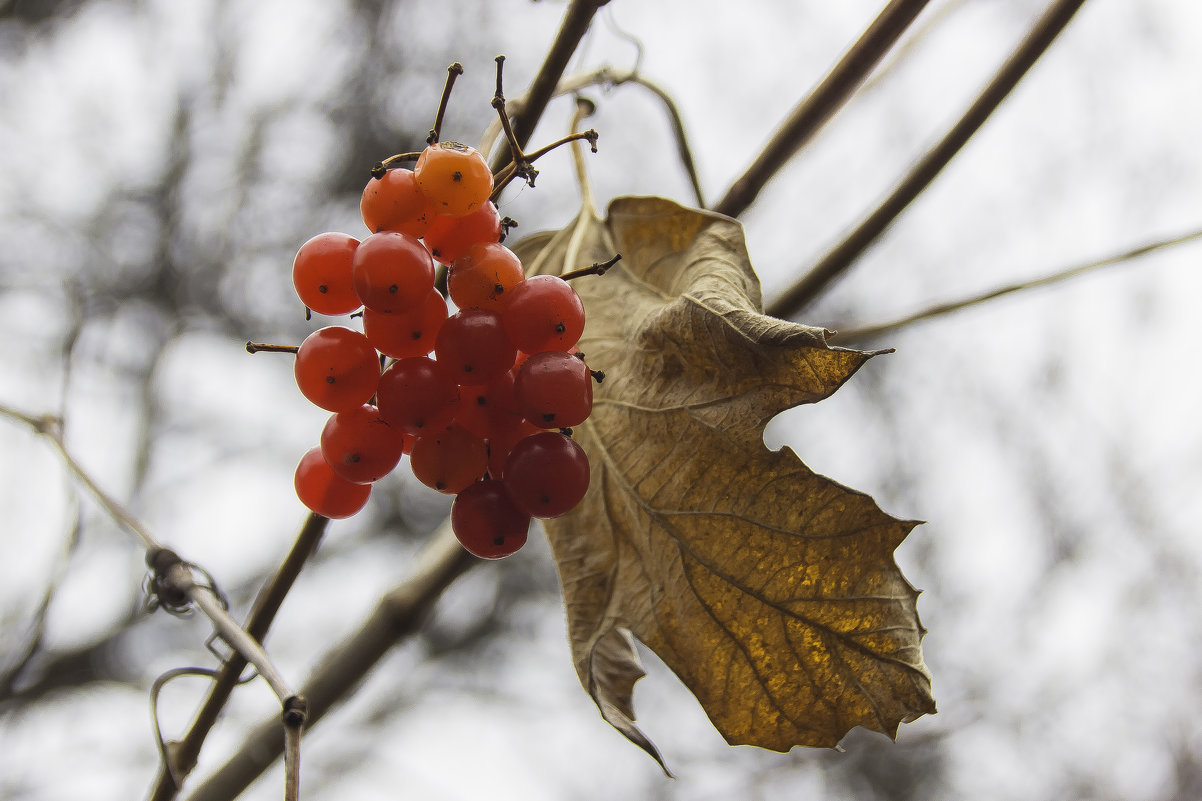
top-left (768, 0), bottom-right (1091, 318)
top-left (148, 513), bottom-right (329, 801)
top-left (182, 521), bottom-right (476, 801)
top-left (831, 226), bottom-right (1202, 343)
top-left (712, 0), bottom-right (933, 219)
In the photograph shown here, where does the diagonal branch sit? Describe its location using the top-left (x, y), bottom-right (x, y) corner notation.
top-left (182, 520), bottom-right (476, 801)
top-left (712, 0), bottom-right (933, 219)
top-left (768, 0), bottom-right (1091, 319)
top-left (148, 513), bottom-right (329, 801)
top-left (830, 225), bottom-right (1202, 343)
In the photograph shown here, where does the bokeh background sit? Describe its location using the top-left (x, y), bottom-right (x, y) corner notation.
top-left (2, 1), bottom-right (1200, 799)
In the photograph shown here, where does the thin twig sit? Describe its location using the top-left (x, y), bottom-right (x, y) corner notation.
top-left (489, 0), bottom-right (612, 173)
top-left (427, 62), bottom-right (465, 145)
top-left (182, 521), bottom-right (476, 801)
top-left (712, 0), bottom-right (932, 219)
top-left (149, 513), bottom-right (329, 801)
top-left (282, 696), bottom-right (308, 801)
top-left (831, 226), bottom-right (1202, 343)
top-left (768, 0), bottom-right (1091, 318)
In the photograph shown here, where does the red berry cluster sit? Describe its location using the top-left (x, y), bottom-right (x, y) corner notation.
top-left (289, 141), bottom-right (593, 559)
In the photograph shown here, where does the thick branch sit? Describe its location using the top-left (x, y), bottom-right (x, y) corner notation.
top-left (768, 0), bottom-right (1091, 318)
top-left (182, 521), bottom-right (476, 801)
top-left (712, 0), bottom-right (932, 219)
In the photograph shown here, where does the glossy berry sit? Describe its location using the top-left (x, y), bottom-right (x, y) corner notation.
top-left (424, 202), bottom-right (502, 263)
top-left (414, 141), bottom-right (493, 218)
top-left (502, 431), bottom-right (590, 518)
top-left (451, 480), bottom-right (530, 559)
top-left (351, 231), bottom-right (436, 314)
top-left (292, 232), bottom-right (362, 316)
top-left (434, 309), bottom-right (517, 386)
top-left (319, 404), bottom-right (407, 484)
top-left (502, 275), bottom-right (585, 353)
top-left (409, 422), bottom-right (488, 494)
top-left (454, 371), bottom-right (523, 440)
top-left (513, 350), bottom-right (593, 428)
top-left (360, 168), bottom-right (435, 237)
top-left (376, 356), bottom-right (460, 435)
top-left (294, 327), bottom-right (381, 412)
top-left (485, 419), bottom-right (542, 479)
top-left (294, 446), bottom-right (372, 519)
top-left (448, 242), bottom-right (525, 310)
top-left (362, 288), bottom-right (448, 359)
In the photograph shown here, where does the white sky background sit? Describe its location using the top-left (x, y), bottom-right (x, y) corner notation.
top-left (1, 1), bottom-right (1201, 799)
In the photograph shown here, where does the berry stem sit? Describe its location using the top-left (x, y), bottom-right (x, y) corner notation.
top-left (370, 151), bottom-right (423, 179)
top-left (245, 341), bottom-right (300, 355)
top-left (428, 62), bottom-right (465, 146)
top-left (561, 253), bottom-right (621, 281)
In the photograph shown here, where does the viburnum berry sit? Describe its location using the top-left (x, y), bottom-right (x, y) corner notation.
top-left (501, 275), bottom-right (585, 353)
top-left (502, 431), bottom-right (590, 518)
top-left (362, 288), bottom-right (448, 359)
top-left (424, 202), bottom-right (502, 264)
top-left (454, 370), bottom-right (523, 441)
top-left (376, 356), bottom-right (460, 436)
top-left (319, 404), bottom-right (407, 484)
top-left (513, 349), bottom-right (594, 428)
top-left (434, 308), bottom-right (517, 386)
top-left (292, 232), bottom-right (362, 316)
top-left (409, 422), bottom-right (488, 494)
top-left (351, 231), bottom-right (436, 314)
top-left (450, 479), bottom-right (530, 559)
top-left (360, 168), bottom-right (435, 237)
top-left (447, 242), bottom-right (525, 310)
top-left (294, 326), bottom-right (381, 412)
top-left (414, 141), bottom-right (493, 218)
top-left (294, 446), bottom-right (372, 519)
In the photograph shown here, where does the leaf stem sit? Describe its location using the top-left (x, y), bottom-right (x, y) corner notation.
top-left (768, 0), bottom-right (1091, 318)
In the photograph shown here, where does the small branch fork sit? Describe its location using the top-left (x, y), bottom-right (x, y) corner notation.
top-left (0, 403), bottom-right (311, 801)
top-left (490, 55), bottom-right (599, 200)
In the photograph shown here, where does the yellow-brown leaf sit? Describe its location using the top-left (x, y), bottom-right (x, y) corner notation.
top-left (511, 196), bottom-right (934, 768)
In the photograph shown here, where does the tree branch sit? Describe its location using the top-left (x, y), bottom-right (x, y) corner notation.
top-left (148, 513), bottom-right (329, 801)
top-left (830, 225), bottom-right (1202, 343)
top-left (767, 0), bottom-right (1091, 319)
top-left (182, 520), bottom-right (475, 801)
top-left (712, 0), bottom-right (933, 219)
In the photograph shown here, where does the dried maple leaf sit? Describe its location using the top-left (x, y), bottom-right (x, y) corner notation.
top-left (510, 196), bottom-right (934, 771)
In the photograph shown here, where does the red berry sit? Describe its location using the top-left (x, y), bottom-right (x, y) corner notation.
top-left (434, 309), bottom-right (517, 386)
top-left (502, 431), bottom-right (590, 518)
top-left (513, 350), bottom-right (593, 428)
top-left (451, 480), bottom-right (530, 559)
top-left (360, 168), bottom-right (435, 237)
top-left (424, 202), bottom-right (502, 264)
top-left (294, 446), bottom-right (372, 519)
top-left (376, 357), bottom-right (460, 436)
top-left (351, 231), bottom-right (436, 314)
top-left (409, 422), bottom-right (488, 494)
top-left (501, 275), bottom-right (586, 353)
top-left (294, 327), bottom-right (381, 412)
top-left (362, 288), bottom-right (448, 359)
top-left (447, 242), bottom-right (525, 310)
top-left (319, 404), bottom-right (407, 484)
top-left (292, 232), bottom-right (362, 316)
